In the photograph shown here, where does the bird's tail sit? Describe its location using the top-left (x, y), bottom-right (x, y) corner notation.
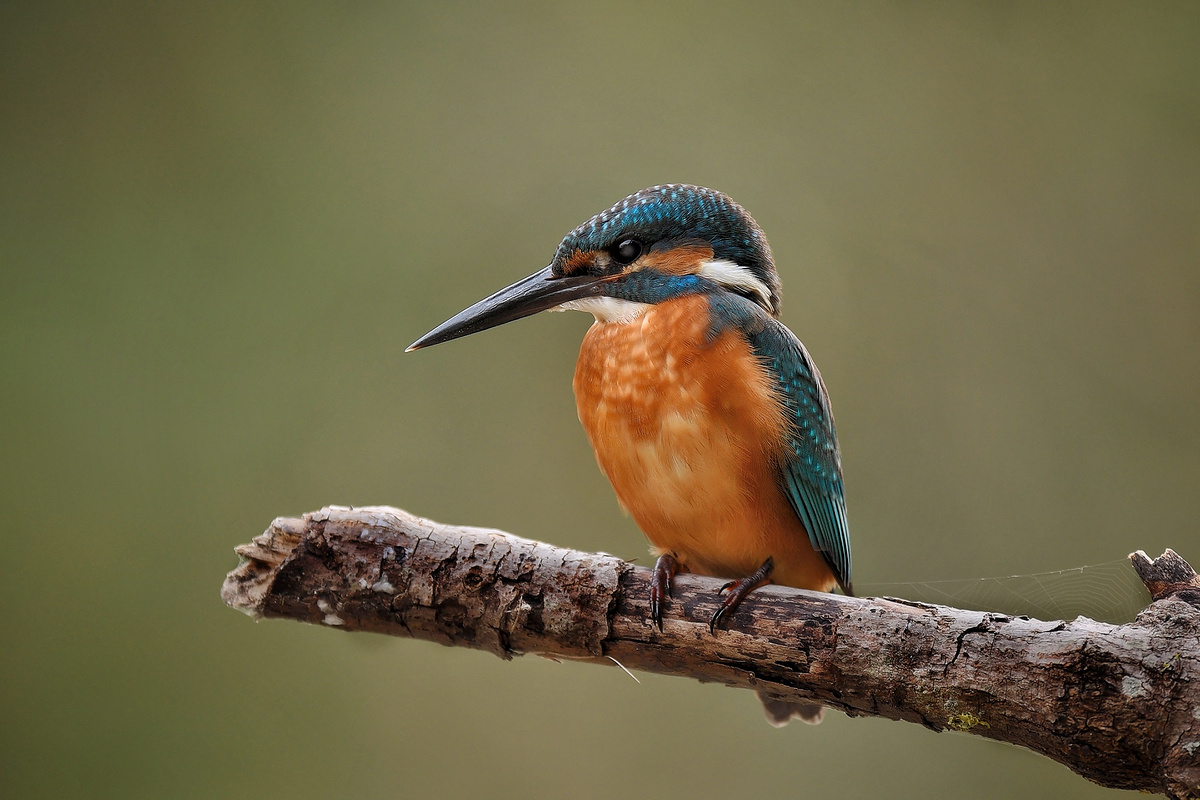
top-left (757, 690), bottom-right (825, 727)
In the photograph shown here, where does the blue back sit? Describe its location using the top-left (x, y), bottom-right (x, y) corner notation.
top-left (708, 293), bottom-right (853, 594)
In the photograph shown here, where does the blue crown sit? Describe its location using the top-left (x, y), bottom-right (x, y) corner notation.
top-left (552, 184), bottom-right (781, 314)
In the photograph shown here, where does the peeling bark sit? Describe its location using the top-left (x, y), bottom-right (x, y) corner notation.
top-left (222, 506), bottom-right (1200, 798)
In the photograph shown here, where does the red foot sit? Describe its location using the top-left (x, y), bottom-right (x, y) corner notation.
top-left (650, 554), bottom-right (678, 631)
top-left (710, 557), bottom-right (775, 634)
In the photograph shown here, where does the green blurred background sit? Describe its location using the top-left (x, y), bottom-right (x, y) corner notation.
top-left (2, 2), bottom-right (1197, 798)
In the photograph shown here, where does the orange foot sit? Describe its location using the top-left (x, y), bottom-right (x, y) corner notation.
top-left (711, 556), bottom-right (775, 634)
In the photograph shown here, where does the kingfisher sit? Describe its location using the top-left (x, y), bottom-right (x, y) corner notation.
top-left (408, 185), bottom-right (852, 725)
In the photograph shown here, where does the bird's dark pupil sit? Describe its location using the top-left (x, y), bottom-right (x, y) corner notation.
top-left (614, 239), bottom-right (641, 264)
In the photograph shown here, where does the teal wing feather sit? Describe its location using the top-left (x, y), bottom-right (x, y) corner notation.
top-left (747, 318), bottom-right (853, 594)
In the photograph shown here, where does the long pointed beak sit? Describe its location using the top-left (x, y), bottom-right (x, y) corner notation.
top-left (406, 266), bottom-right (611, 351)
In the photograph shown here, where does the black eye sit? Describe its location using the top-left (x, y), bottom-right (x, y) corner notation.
top-left (611, 239), bottom-right (642, 265)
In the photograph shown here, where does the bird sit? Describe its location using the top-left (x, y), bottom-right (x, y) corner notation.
top-left (408, 184), bottom-right (852, 725)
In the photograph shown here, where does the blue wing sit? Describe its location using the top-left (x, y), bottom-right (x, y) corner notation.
top-left (747, 318), bottom-right (853, 594)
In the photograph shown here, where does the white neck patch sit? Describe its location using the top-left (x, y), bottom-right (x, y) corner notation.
top-left (697, 258), bottom-right (773, 310)
top-left (552, 259), bottom-right (771, 323)
top-left (554, 296), bottom-right (652, 324)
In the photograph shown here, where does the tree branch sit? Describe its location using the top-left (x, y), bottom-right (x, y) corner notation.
top-left (222, 506), bottom-right (1200, 798)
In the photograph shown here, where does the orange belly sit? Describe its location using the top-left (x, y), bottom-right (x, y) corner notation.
top-left (572, 294), bottom-right (836, 592)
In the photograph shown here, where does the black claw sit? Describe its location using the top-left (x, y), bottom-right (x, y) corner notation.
top-left (709, 605), bottom-right (729, 635)
top-left (707, 557), bottom-right (775, 635)
top-left (650, 554), bottom-right (678, 631)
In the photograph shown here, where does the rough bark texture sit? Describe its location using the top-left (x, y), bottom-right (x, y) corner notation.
top-left (222, 506), bottom-right (1200, 798)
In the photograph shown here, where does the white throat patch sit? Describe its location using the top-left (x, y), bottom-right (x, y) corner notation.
top-left (555, 296), bottom-right (652, 323)
top-left (697, 258), bottom-right (773, 309)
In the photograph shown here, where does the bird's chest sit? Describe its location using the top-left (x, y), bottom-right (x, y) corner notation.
top-left (572, 296), bottom-right (787, 549)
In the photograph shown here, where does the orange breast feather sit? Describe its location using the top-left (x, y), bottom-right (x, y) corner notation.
top-left (572, 294), bottom-right (836, 592)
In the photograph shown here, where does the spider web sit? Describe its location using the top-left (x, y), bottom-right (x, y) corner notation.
top-left (860, 557), bottom-right (1151, 624)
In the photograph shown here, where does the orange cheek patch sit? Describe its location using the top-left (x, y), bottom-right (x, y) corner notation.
top-left (639, 243), bottom-right (715, 276)
top-left (559, 249), bottom-right (597, 275)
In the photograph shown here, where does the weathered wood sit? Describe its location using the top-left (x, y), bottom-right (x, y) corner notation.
top-left (222, 506), bottom-right (1200, 799)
